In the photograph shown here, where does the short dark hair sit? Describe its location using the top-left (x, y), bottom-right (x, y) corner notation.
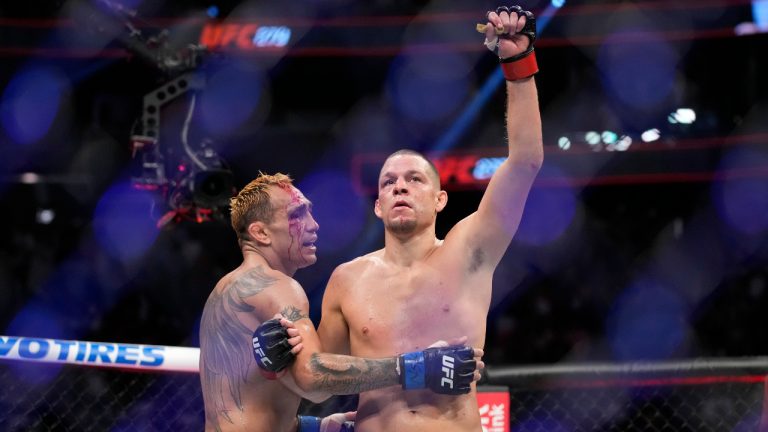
top-left (383, 149), bottom-right (441, 188)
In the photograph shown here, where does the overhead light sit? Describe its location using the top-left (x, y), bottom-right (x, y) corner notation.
top-left (36, 208), bottom-right (55, 225)
top-left (20, 172), bottom-right (41, 184)
top-left (601, 130), bottom-right (618, 144)
top-left (585, 131), bottom-right (601, 145)
top-left (614, 135), bottom-right (632, 151)
top-left (641, 128), bottom-right (660, 142)
top-left (668, 108), bottom-right (696, 125)
top-left (557, 136), bottom-right (571, 150)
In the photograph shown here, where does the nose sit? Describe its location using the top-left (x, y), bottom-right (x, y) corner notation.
top-left (307, 212), bottom-right (319, 232)
top-left (393, 177), bottom-right (408, 194)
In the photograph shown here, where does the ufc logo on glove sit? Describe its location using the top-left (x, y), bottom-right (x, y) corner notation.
top-left (441, 355), bottom-right (455, 389)
top-left (252, 336), bottom-right (273, 367)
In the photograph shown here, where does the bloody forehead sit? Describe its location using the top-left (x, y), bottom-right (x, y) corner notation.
top-left (277, 183), bottom-right (306, 207)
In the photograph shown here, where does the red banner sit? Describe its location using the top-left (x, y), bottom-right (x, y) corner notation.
top-left (477, 388), bottom-right (510, 432)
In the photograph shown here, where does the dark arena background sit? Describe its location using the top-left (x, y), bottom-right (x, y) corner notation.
top-left (1, 0), bottom-right (768, 431)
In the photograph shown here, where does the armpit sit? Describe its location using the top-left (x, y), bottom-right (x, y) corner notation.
top-left (468, 247), bottom-right (485, 273)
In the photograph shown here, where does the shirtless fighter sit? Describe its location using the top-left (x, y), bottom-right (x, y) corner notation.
top-left (316, 5), bottom-right (543, 431)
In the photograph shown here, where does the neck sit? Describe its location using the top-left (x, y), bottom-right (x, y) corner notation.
top-left (383, 226), bottom-right (440, 267)
top-left (241, 242), bottom-right (296, 276)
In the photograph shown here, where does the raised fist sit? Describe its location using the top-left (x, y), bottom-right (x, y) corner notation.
top-left (483, 5), bottom-right (536, 60)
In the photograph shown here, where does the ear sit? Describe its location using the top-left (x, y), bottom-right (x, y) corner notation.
top-left (247, 221), bottom-right (271, 245)
top-left (374, 198), bottom-right (383, 219)
top-left (435, 190), bottom-right (448, 213)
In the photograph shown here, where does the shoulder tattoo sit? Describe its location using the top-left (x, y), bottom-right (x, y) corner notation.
top-left (199, 265), bottom-right (277, 430)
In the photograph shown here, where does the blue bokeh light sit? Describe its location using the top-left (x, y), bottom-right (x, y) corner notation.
top-left (199, 62), bottom-right (267, 136)
top-left (93, 181), bottom-right (161, 263)
top-left (40, 256), bottom-right (122, 335)
top-left (298, 170), bottom-right (368, 254)
top-left (754, 0), bottom-right (768, 26)
top-left (387, 53), bottom-right (470, 124)
top-left (514, 164), bottom-right (578, 245)
top-left (607, 277), bottom-right (688, 361)
top-left (597, 31), bottom-right (677, 110)
top-left (6, 300), bottom-right (68, 339)
top-left (4, 301), bottom-right (68, 386)
top-left (712, 148), bottom-right (768, 235)
top-left (1, 65), bottom-right (67, 145)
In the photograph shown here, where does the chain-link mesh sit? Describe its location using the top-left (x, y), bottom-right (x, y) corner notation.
top-left (509, 380), bottom-right (763, 432)
top-left (0, 362), bottom-right (203, 431)
top-left (1, 361), bottom-right (765, 431)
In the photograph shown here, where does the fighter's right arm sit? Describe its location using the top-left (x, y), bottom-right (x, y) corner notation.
top-left (260, 265), bottom-right (483, 398)
top-left (286, 265), bottom-right (407, 398)
top-left (253, 272), bottom-right (401, 401)
top-left (259, 318), bottom-right (482, 398)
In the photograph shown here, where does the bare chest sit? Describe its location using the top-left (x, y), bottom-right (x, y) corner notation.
top-left (343, 265), bottom-right (478, 353)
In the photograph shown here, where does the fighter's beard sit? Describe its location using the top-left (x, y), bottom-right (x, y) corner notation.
top-left (388, 217), bottom-right (417, 235)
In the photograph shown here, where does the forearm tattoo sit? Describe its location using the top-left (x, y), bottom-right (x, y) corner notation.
top-left (200, 267), bottom-right (276, 430)
top-left (308, 353), bottom-right (400, 394)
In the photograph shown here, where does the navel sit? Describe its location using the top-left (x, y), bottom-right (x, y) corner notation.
top-left (362, 326), bottom-right (369, 335)
top-left (442, 304), bottom-right (450, 313)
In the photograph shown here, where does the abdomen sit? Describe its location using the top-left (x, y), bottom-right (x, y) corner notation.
top-left (355, 387), bottom-right (482, 432)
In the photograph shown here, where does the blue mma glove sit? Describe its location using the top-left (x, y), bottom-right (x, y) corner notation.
top-left (252, 318), bottom-right (295, 379)
top-left (297, 415), bottom-right (321, 432)
top-left (398, 345), bottom-right (476, 395)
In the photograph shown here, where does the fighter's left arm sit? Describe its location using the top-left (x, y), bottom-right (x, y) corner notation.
top-left (450, 6), bottom-right (544, 269)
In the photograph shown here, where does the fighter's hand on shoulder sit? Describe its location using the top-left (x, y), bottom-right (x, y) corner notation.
top-left (252, 314), bottom-right (303, 380)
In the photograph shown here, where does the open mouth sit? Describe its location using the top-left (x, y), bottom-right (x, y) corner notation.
top-left (393, 200), bottom-right (411, 209)
top-left (302, 240), bottom-right (316, 248)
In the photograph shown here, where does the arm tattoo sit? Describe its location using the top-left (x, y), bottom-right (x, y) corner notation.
top-left (199, 267), bottom-right (276, 430)
top-left (280, 305), bottom-right (307, 322)
top-left (308, 353), bottom-right (400, 394)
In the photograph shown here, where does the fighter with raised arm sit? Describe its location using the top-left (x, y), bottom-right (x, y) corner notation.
top-left (199, 173), bottom-right (483, 432)
top-left (313, 5), bottom-right (543, 431)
